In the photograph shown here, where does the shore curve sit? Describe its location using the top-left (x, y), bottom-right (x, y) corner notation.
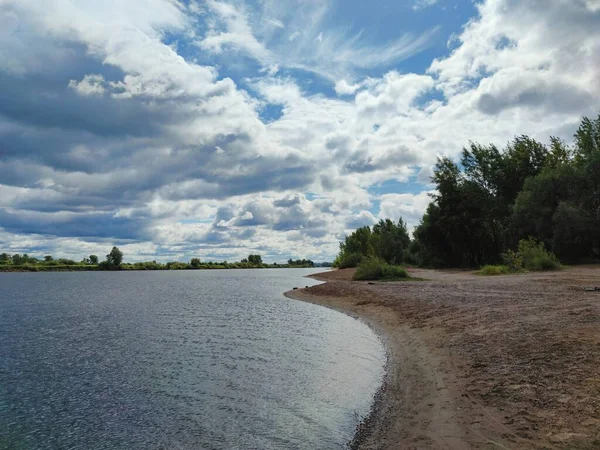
top-left (285, 267), bottom-right (600, 450)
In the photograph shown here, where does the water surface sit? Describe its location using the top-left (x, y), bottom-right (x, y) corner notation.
top-left (0, 269), bottom-right (384, 449)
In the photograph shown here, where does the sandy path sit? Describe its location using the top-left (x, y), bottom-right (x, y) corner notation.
top-left (285, 267), bottom-right (600, 449)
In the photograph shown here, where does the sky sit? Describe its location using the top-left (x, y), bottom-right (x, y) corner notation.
top-left (0, 0), bottom-right (599, 263)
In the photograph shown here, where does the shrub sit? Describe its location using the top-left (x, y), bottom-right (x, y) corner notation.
top-left (517, 237), bottom-right (561, 271)
top-left (334, 251), bottom-right (363, 269)
top-left (354, 257), bottom-right (410, 281)
top-left (380, 264), bottom-right (409, 279)
top-left (479, 265), bottom-right (511, 275)
top-left (353, 257), bottom-right (383, 280)
top-left (501, 249), bottom-right (523, 272)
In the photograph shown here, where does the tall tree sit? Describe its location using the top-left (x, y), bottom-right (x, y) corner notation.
top-left (106, 247), bottom-right (123, 266)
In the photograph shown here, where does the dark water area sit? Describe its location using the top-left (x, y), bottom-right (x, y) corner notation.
top-left (0, 269), bottom-right (385, 449)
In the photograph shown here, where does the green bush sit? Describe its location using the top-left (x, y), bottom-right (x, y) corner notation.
top-left (517, 237), bottom-right (561, 271)
top-left (479, 265), bottom-right (511, 275)
top-left (501, 249), bottom-right (523, 272)
top-left (353, 257), bottom-right (382, 280)
top-left (481, 238), bottom-right (560, 274)
top-left (334, 251), bottom-right (363, 269)
top-left (353, 257), bottom-right (410, 281)
top-left (381, 264), bottom-right (409, 279)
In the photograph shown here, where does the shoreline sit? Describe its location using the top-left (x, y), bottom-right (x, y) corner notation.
top-left (284, 272), bottom-right (481, 450)
top-left (283, 290), bottom-right (392, 449)
top-left (285, 267), bottom-right (600, 449)
top-left (0, 265), bottom-right (322, 273)
top-left (285, 282), bottom-right (392, 450)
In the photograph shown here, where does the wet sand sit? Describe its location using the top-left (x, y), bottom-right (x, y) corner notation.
top-left (285, 267), bottom-right (600, 449)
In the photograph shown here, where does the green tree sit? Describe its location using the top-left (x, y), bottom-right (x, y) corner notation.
top-left (371, 219), bottom-right (410, 264)
top-left (551, 202), bottom-right (589, 261)
top-left (44, 255), bottom-right (53, 262)
top-left (106, 247), bottom-right (123, 266)
top-left (190, 258), bottom-right (201, 268)
top-left (248, 254), bottom-right (263, 265)
top-left (89, 255), bottom-right (99, 264)
top-left (0, 253), bottom-right (10, 264)
top-left (12, 254), bottom-right (25, 265)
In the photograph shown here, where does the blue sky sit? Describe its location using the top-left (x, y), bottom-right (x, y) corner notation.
top-left (0, 0), bottom-right (599, 262)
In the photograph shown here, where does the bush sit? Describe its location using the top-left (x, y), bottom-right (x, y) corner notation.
top-left (479, 265), bottom-right (511, 275)
top-left (380, 264), bottom-right (409, 280)
top-left (334, 251), bottom-right (363, 269)
top-left (353, 257), bottom-right (409, 281)
top-left (517, 237), bottom-right (561, 271)
top-left (353, 257), bottom-right (382, 280)
top-left (501, 249), bottom-right (523, 272)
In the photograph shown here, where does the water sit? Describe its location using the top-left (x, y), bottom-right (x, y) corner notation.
top-left (0, 269), bottom-right (385, 450)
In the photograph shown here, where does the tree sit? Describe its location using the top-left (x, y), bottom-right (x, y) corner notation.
top-left (106, 246), bottom-right (123, 267)
top-left (248, 254), bottom-right (263, 265)
top-left (190, 258), bottom-right (201, 268)
top-left (0, 253), bottom-right (10, 264)
top-left (89, 255), bottom-right (99, 265)
top-left (44, 255), bottom-right (53, 262)
top-left (551, 202), bottom-right (589, 261)
top-left (12, 254), bottom-right (25, 265)
top-left (372, 219), bottom-right (410, 264)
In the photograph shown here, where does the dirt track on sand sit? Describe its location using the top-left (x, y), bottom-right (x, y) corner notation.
top-left (285, 267), bottom-right (600, 449)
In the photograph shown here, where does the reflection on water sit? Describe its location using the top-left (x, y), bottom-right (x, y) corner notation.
top-left (0, 269), bottom-right (384, 449)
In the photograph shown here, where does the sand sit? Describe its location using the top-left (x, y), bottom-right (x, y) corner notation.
top-left (285, 267), bottom-right (600, 449)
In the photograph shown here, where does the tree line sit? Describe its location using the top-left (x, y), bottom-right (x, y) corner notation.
top-left (0, 247), bottom-right (317, 271)
top-left (336, 113), bottom-right (600, 269)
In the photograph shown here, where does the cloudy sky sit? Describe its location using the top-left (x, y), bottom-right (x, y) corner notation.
top-left (0, 0), bottom-right (599, 263)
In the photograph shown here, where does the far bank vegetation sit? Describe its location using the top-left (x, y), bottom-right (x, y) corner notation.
top-left (0, 248), bottom-right (321, 272)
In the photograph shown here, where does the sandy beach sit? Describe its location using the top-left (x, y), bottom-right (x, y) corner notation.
top-left (285, 267), bottom-right (600, 449)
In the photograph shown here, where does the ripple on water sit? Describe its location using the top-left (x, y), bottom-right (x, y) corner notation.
top-left (0, 269), bottom-right (385, 450)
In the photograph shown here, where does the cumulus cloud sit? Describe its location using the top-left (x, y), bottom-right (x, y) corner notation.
top-left (0, 0), bottom-right (599, 261)
top-left (379, 191), bottom-right (435, 231)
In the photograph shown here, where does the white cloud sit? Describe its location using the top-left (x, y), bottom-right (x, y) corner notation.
top-left (68, 74), bottom-right (107, 96)
top-left (1, 0), bottom-right (599, 262)
top-left (379, 191), bottom-right (434, 231)
top-left (199, 0), bottom-right (272, 63)
top-left (197, 0), bottom-right (439, 80)
top-left (413, 0), bottom-right (438, 11)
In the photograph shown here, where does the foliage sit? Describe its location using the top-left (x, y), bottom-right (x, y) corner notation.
top-left (516, 237), bottom-right (561, 271)
top-left (353, 257), bottom-right (409, 281)
top-left (333, 251), bottom-right (363, 269)
top-left (106, 246), bottom-right (123, 267)
top-left (247, 254), bottom-right (263, 265)
top-left (501, 249), bottom-right (522, 272)
top-left (190, 258), bottom-right (201, 268)
top-left (353, 257), bottom-right (383, 280)
top-left (0, 248), bottom-right (318, 272)
top-left (287, 258), bottom-right (315, 267)
top-left (410, 113), bottom-right (600, 267)
top-left (334, 219), bottom-right (411, 268)
top-left (380, 264), bottom-right (410, 280)
top-left (478, 265), bottom-right (511, 275)
top-left (480, 238), bottom-right (561, 275)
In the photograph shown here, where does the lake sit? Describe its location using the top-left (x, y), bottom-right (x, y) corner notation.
top-left (0, 269), bottom-right (385, 449)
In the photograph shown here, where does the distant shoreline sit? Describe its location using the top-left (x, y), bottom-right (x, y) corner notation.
top-left (0, 265), bottom-right (327, 273)
top-left (285, 267), bottom-right (600, 449)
